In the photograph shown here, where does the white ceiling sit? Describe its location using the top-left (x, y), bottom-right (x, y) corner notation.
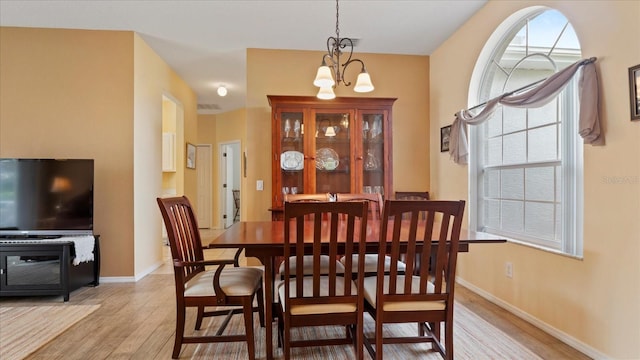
top-left (0, 0), bottom-right (487, 114)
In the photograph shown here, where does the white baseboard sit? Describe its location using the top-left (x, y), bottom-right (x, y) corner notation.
top-left (98, 260), bottom-right (164, 283)
top-left (99, 276), bottom-right (136, 283)
top-left (456, 277), bottom-right (609, 360)
top-left (135, 261), bottom-right (165, 281)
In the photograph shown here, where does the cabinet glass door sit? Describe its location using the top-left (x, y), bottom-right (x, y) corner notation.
top-left (279, 112), bottom-right (304, 201)
top-left (7, 255), bottom-right (60, 285)
top-left (361, 111), bottom-right (385, 197)
top-left (314, 110), bottom-right (352, 194)
top-left (1, 250), bottom-right (63, 289)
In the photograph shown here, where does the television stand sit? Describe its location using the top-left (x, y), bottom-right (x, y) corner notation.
top-left (0, 235), bottom-right (100, 301)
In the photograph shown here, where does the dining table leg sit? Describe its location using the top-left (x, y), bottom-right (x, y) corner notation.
top-left (257, 254), bottom-right (274, 360)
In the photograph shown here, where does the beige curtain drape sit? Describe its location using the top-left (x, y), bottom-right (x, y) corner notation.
top-left (449, 57), bottom-right (601, 165)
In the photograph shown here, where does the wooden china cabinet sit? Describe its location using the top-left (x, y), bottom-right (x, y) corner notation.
top-left (268, 95), bottom-right (396, 220)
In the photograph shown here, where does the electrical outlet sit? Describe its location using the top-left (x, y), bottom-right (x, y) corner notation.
top-left (505, 262), bottom-right (513, 278)
top-left (256, 180), bottom-right (264, 191)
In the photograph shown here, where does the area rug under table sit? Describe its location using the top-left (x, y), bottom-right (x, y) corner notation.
top-left (187, 302), bottom-right (543, 359)
top-left (0, 304), bottom-right (100, 360)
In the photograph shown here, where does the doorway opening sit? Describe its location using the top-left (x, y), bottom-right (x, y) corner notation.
top-left (219, 141), bottom-right (241, 228)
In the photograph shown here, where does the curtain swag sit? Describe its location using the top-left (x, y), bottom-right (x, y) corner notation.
top-left (449, 57), bottom-right (601, 165)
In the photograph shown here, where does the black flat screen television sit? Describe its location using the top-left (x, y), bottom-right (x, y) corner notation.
top-left (0, 158), bottom-right (94, 237)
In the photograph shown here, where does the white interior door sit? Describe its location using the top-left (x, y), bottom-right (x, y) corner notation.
top-left (196, 145), bottom-right (212, 228)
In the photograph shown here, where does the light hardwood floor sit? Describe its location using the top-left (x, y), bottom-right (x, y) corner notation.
top-left (0, 229), bottom-right (590, 360)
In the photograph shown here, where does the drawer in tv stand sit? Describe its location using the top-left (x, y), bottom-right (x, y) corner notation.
top-left (0, 236), bottom-right (100, 301)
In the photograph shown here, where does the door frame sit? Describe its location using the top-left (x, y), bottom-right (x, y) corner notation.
top-left (196, 144), bottom-right (212, 228)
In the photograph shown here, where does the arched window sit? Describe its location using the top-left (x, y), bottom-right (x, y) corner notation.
top-left (469, 8), bottom-right (583, 256)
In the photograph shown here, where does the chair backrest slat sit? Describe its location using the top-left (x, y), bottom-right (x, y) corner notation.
top-left (418, 210), bottom-right (436, 292)
top-left (388, 216), bottom-right (402, 294)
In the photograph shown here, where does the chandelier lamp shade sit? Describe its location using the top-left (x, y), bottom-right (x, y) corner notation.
top-left (313, 0), bottom-right (374, 100)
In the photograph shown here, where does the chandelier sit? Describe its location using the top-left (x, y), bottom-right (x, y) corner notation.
top-left (313, 0), bottom-right (374, 100)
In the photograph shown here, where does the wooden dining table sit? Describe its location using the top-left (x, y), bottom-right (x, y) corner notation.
top-left (207, 220), bottom-right (506, 360)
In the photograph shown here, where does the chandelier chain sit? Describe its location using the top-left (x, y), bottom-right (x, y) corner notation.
top-left (335, 0), bottom-right (340, 40)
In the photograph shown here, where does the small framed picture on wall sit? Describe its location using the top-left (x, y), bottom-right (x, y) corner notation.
top-left (186, 143), bottom-right (196, 169)
top-left (629, 64), bottom-right (640, 121)
top-left (440, 125), bottom-right (451, 153)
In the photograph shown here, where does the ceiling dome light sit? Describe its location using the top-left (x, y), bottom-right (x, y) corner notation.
top-left (217, 86), bottom-right (228, 97)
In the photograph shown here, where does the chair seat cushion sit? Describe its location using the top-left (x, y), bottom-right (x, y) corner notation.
top-left (278, 255), bottom-right (345, 276)
top-left (184, 266), bottom-right (262, 297)
top-left (362, 275), bottom-right (445, 312)
top-left (278, 277), bottom-right (357, 315)
top-left (340, 254), bottom-right (407, 274)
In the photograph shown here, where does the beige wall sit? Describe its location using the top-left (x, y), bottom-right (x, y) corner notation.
top-left (133, 34), bottom-right (198, 278)
top-left (0, 27), bottom-right (198, 279)
top-left (0, 27), bottom-right (136, 277)
top-left (430, 1), bottom-right (640, 358)
top-left (245, 48), bottom-right (430, 221)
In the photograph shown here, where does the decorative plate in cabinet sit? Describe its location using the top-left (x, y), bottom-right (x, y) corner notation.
top-left (280, 151), bottom-right (304, 170)
top-left (315, 148), bottom-right (340, 171)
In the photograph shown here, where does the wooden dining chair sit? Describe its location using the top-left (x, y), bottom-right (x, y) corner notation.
top-left (362, 199), bottom-right (465, 360)
top-left (157, 196), bottom-right (265, 359)
top-left (232, 189), bottom-right (240, 222)
top-left (278, 200), bottom-right (369, 360)
top-left (284, 193), bottom-right (332, 203)
top-left (394, 191), bottom-right (430, 200)
top-left (335, 192), bottom-right (383, 219)
top-left (336, 193), bottom-right (406, 276)
top-left (278, 193), bottom-right (336, 277)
